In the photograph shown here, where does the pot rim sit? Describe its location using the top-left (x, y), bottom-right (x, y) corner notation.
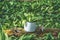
top-left (26, 22), bottom-right (36, 23)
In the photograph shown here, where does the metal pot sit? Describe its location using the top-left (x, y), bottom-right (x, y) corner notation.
top-left (24, 22), bottom-right (36, 32)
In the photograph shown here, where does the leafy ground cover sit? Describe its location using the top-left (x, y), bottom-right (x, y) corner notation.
top-left (0, 0), bottom-right (60, 40)
top-left (1, 27), bottom-right (60, 40)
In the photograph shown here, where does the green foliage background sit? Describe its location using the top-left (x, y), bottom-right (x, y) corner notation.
top-left (0, 0), bottom-right (60, 40)
top-left (0, 0), bottom-right (60, 29)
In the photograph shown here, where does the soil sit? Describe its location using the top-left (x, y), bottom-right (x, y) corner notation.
top-left (4, 27), bottom-right (60, 37)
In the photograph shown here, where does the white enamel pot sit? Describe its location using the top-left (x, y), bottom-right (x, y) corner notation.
top-left (24, 22), bottom-right (36, 32)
